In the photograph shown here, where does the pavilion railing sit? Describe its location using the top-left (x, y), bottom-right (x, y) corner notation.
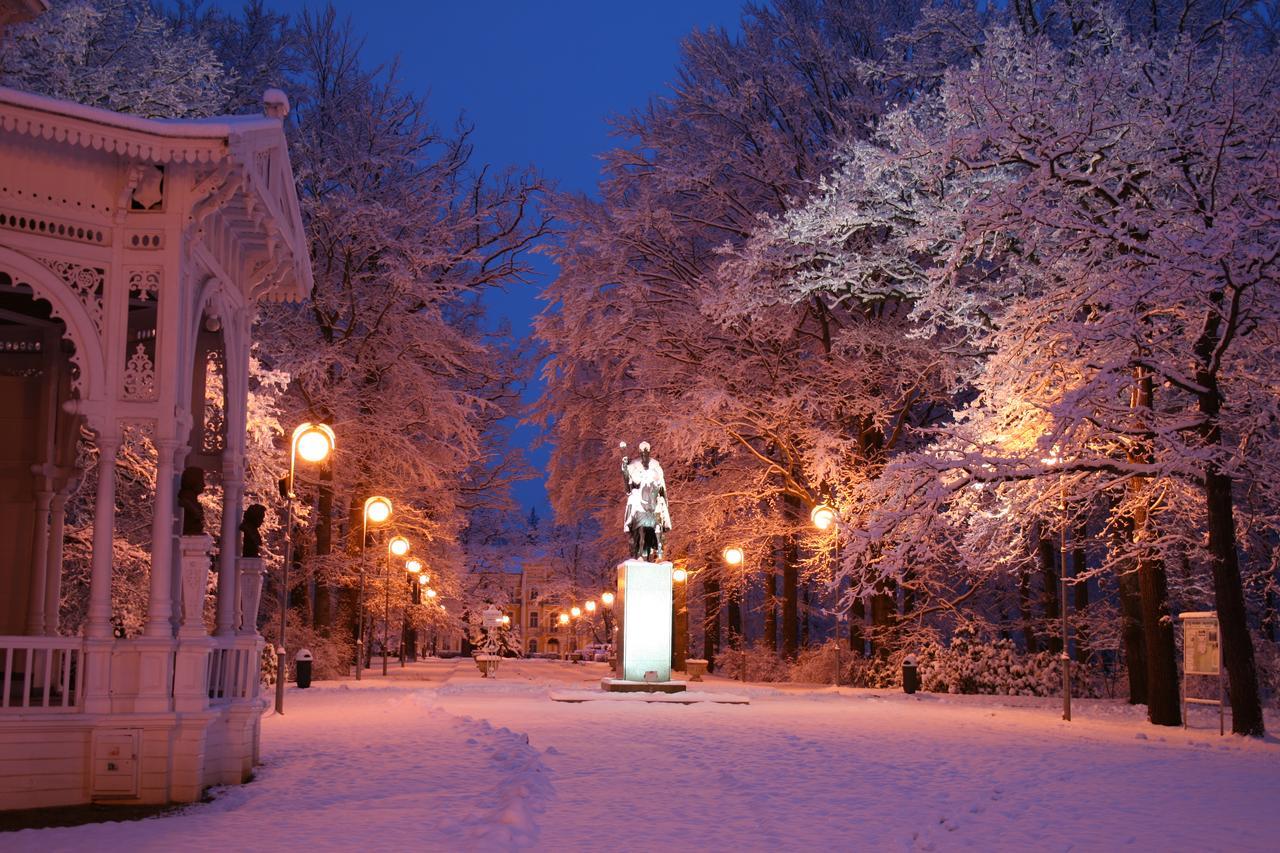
top-left (207, 640), bottom-right (257, 705)
top-left (0, 635), bottom-right (84, 712)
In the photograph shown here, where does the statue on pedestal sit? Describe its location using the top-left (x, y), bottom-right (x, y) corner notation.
top-left (620, 440), bottom-right (671, 562)
top-left (177, 466), bottom-right (205, 536)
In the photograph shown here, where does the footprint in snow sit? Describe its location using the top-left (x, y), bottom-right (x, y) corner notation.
top-left (544, 746), bottom-right (560, 755)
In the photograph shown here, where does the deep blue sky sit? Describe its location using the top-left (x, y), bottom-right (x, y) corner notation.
top-left (224, 0), bottom-right (747, 517)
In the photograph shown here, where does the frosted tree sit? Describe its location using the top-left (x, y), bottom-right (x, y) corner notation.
top-left (0, 0), bottom-right (229, 117)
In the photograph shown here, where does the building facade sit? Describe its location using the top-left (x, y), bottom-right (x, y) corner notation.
top-left (0, 85), bottom-right (311, 810)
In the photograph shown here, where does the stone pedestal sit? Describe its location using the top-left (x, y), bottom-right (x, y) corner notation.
top-left (179, 535), bottom-right (214, 638)
top-left (615, 559), bottom-right (674, 683)
top-left (236, 557), bottom-right (265, 635)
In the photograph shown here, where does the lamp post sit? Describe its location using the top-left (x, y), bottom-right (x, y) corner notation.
top-left (811, 501), bottom-right (841, 686)
top-left (672, 567), bottom-right (688, 673)
top-left (383, 535), bottom-right (409, 676)
top-left (722, 547), bottom-right (746, 681)
top-left (403, 558), bottom-right (423, 665)
top-left (276, 422), bottom-right (335, 715)
top-left (356, 495), bottom-right (392, 680)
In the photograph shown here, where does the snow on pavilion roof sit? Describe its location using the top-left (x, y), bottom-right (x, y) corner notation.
top-left (0, 85), bottom-right (313, 302)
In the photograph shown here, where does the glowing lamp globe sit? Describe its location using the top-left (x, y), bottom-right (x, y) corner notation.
top-left (810, 503), bottom-right (836, 531)
top-left (570, 606), bottom-right (582, 618)
top-left (417, 574), bottom-right (429, 586)
top-left (426, 588), bottom-right (437, 599)
top-left (558, 613), bottom-right (570, 626)
top-left (293, 423), bottom-right (335, 464)
top-left (501, 614), bottom-right (511, 626)
top-left (364, 496), bottom-right (392, 524)
top-left (672, 568), bottom-right (688, 583)
top-left (405, 559), bottom-right (422, 574)
top-left (585, 600), bottom-right (597, 613)
top-left (389, 536), bottom-right (410, 557)
top-left (722, 546), bottom-right (744, 566)
top-left (601, 592), bottom-right (615, 607)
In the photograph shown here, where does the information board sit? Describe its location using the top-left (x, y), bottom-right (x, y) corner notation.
top-left (1184, 618), bottom-right (1220, 676)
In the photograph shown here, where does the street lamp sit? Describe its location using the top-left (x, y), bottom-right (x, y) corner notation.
top-left (570, 606), bottom-right (582, 618)
top-left (722, 546), bottom-right (744, 567)
top-left (1043, 450), bottom-right (1071, 721)
top-left (810, 502), bottom-right (836, 531)
top-left (277, 422), bottom-right (335, 715)
top-left (585, 599), bottom-right (597, 613)
top-left (672, 565), bottom-right (689, 672)
top-left (601, 591), bottom-right (615, 607)
top-left (558, 612), bottom-right (570, 626)
top-left (356, 495), bottom-right (392, 681)
top-left (405, 558), bottom-right (422, 573)
top-left (417, 574), bottom-right (429, 586)
top-left (383, 535), bottom-right (410, 676)
top-left (426, 587), bottom-right (437, 599)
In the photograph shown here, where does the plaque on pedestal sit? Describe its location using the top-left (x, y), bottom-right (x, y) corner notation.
top-left (615, 559), bottom-right (674, 683)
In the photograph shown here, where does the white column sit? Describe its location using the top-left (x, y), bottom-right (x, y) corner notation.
top-left (146, 439), bottom-right (180, 638)
top-left (43, 491), bottom-right (69, 634)
top-left (86, 433), bottom-right (120, 640)
top-left (25, 489), bottom-right (52, 635)
top-left (216, 461), bottom-right (243, 636)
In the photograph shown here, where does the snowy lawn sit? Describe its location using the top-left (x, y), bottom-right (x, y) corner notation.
top-left (7, 659), bottom-right (1278, 852)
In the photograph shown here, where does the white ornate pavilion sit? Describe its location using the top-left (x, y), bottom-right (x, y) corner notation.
top-left (0, 85), bottom-right (311, 809)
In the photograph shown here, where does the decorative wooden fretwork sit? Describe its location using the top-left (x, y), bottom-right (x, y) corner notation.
top-left (0, 209), bottom-right (108, 246)
top-left (36, 257), bottom-right (105, 335)
top-left (126, 229), bottom-right (164, 250)
top-left (127, 268), bottom-right (160, 302)
top-left (200, 346), bottom-right (226, 454)
top-left (122, 343), bottom-right (156, 400)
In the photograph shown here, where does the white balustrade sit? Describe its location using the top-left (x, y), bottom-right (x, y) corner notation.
top-left (0, 635), bottom-right (84, 712)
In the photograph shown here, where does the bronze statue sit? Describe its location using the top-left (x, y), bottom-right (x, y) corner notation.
top-left (240, 503), bottom-right (266, 558)
top-left (620, 441), bottom-right (671, 561)
top-left (178, 466), bottom-right (205, 535)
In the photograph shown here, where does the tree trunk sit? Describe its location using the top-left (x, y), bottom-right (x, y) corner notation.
top-left (703, 575), bottom-right (720, 672)
top-left (849, 595), bottom-right (865, 657)
top-left (783, 529), bottom-right (799, 658)
top-left (1038, 532), bottom-right (1062, 654)
top-left (1190, 291), bottom-right (1264, 735)
top-left (313, 478), bottom-right (334, 630)
top-left (727, 587), bottom-right (743, 648)
top-left (1017, 568), bottom-right (1038, 653)
top-left (1072, 516), bottom-right (1089, 661)
top-left (1130, 367), bottom-right (1180, 726)
top-left (763, 566), bottom-right (778, 653)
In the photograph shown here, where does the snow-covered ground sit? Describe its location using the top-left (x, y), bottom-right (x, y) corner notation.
top-left (8, 659), bottom-right (1279, 851)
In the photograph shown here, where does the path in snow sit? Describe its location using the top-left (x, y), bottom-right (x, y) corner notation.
top-left (7, 659), bottom-right (1279, 852)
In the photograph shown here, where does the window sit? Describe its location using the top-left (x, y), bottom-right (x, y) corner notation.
top-left (529, 610), bottom-right (539, 629)
top-left (528, 639), bottom-right (538, 654)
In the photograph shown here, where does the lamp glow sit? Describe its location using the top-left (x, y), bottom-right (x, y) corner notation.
top-left (570, 606), bottom-right (582, 618)
top-left (426, 588), bottom-right (437, 598)
top-left (405, 559), bottom-right (422, 574)
top-left (722, 546), bottom-right (744, 566)
top-left (811, 503), bottom-right (836, 531)
top-left (601, 591), bottom-right (615, 607)
top-left (417, 574), bottom-right (429, 586)
top-left (389, 536), bottom-right (410, 557)
top-left (672, 567), bottom-right (688, 583)
top-left (293, 422), bottom-right (335, 464)
top-left (585, 600), bottom-right (597, 613)
top-left (363, 495), bottom-right (392, 525)
top-left (501, 614), bottom-right (511, 626)
top-left (558, 612), bottom-right (570, 626)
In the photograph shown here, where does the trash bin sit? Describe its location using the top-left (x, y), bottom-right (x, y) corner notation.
top-left (295, 649), bottom-right (314, 689)
top-left (902, 654), bottom-right (919, 694)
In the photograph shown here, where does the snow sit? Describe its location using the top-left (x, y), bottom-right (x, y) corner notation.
top-left (0, 85), bottom-right (281, 138)
top-left (8, 660), bottom-right (1279, 851)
